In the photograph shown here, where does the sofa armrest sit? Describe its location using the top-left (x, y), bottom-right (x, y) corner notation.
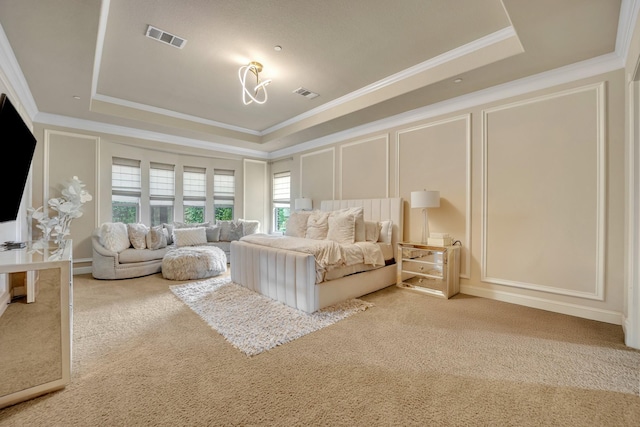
top-left (92, 231), bottom-right (120, 279)
top-left (92, 232), bottom-right (119, 258)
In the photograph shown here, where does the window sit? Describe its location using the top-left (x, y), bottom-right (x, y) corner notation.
top-left (183, 166), bottom-right (206, 223)
top-left (213, 169), bottom-right (235, 220)
top-left (150, 162), bottom-right (175, 226)
top-left (112, 157), bottom-right (141, 223)
top-left (273, 171), bottom-right (290, 232)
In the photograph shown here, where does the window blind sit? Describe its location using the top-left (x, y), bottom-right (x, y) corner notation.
top-left (183, 166), bottom-right (206, 200)
top-left (273, 171), bottom-right (290, 203)
top-left (150, 162), bottom-right (175, 200)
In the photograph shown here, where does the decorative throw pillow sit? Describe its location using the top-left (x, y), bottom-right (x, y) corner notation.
top-left (173, 221), bottom-right (210, 229)
top-left (162, 223), bottom-right (174, 245)
top-left (331, 207), bottom-right (365, 241)
top-left (205, 226), bottom-right (221, 242)
top-left (365, 220), bottom-right (381, 243)
top-left (378, 220), bottom-right (393, 244)
top-left (146, 225), bottom-right (167, 250)
top-left (327, 214), bottom-right (356, 244)
top-left (285, 211), bottom-right (311, 237)
top-left (239, 219), bottom-right (260, 236)
top-left (228, 221), bottom-right (243, 241)
top-left (217, 220), bottom-right (233, 241)
top-left (305, 211), bottom-right (330, 240)
top-left (99, 222), bottom-right (131, 252)
top-left (173, 227), bottom-right (207, 247)
top-left (127, 223), bottom-right (149, 250)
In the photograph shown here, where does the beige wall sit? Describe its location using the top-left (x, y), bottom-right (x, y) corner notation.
top-left (291, 69), bottom-right (625, 324)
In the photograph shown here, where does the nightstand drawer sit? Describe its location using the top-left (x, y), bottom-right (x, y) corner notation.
top-left (397, 274), bottom-right (448, 296)
top-left (401, 260), bottom-right (443, 279)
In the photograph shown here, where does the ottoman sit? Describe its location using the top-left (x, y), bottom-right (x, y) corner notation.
top-left (162, 246), bottom-right (227, 280)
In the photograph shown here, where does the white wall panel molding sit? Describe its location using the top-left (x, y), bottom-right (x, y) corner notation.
top-left (339, 135), bottom-right (389, 199)
top-left (481, 82), bottom-right (606, 300)
top-left (44, 129), bottom-right (100, 229)
top-left (460, 283), bottom-right (622, 325)
top-left (243, 159), bottom-right (268, 224)
top-left (396, 114), bottom-right (471, 278)
top-left (300, 147), bottom-right (335, 201)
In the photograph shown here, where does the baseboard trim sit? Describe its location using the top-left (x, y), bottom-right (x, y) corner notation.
top-left (460, 284), bottom-right (622, 325)
top-left (73, 266), bottom-right (92, 276)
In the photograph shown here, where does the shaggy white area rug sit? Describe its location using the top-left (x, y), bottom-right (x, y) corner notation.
top-left (170, 277), bottom-right (374, 356)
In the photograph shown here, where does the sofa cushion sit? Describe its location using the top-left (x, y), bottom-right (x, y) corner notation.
top-left (146, 225), bottom-right (168, 250)
top-left (205, 226), bottom-right (221, 242)
top-left (217, 220), bottom-right (233, 241)
top-left (228, 221), bottom-right (243, 241)
top-left (174, 227), bottom-right (208, 247)
top-left (239, 219), bottom-right (260, 236)
top-left (173, 221), bottom-right (210, 229)
top-left (99, 222), bottom-right (131, 252)
top-left (127, 223), bottom-right (149, 249)
top-left (162, 223), bottom-right (174, 245)
top-left (118, 246), bottom-right (172, 264)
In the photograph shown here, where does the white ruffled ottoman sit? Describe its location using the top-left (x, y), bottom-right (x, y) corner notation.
top-left (162, 246), bottom-right (227, 280)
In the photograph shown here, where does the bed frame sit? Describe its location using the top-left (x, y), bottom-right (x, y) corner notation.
top-left (230, 198), bottom-right (403, 313)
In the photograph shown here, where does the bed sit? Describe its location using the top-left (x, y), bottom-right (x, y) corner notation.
top-left (230, 198), bottom-right (403, 313)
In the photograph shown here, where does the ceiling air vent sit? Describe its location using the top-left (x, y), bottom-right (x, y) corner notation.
top-left (145, 25), bottom-right (187, 49)
top-left (293, 87), bottom-right (319, 99)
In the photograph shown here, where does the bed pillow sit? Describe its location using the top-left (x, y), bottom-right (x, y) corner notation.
top-left (331, 207), bottom-right (365, 241)
top-left (205, 226), bottom-right (221, 242)
top-left (146, 225), bottom-right (168, 250)
top-left (327, 213), bottom-right (355, 244)
top-left (365, 220), bottom-right (381, 243)
top-left (306, 211), bottom-right (330, 240)
top-left (99, 222), bottom-right (131, 252)
top-left (173, 227), bottom-right (207, 247)
top-left (127, 223), bottom-right (149, 249)
top-left (285, 211), bottom-right (311, 237)
top-left (378, 220), bottom-right (393, 244)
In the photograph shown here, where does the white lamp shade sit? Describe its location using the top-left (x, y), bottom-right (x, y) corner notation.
top-left (411, 190), bottom-right (440, 208)
top-left (295, 197), bottom-right (312, 211)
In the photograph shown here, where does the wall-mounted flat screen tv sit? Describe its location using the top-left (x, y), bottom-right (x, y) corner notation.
top-left (0, 93), bottom-right (37, 222)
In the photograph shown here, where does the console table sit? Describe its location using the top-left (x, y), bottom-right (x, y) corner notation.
top-left (0, 240), bottom-right (72, 409)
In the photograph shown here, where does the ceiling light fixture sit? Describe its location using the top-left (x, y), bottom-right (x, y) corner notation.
top-left (238, 61), bottom-right (271, 105)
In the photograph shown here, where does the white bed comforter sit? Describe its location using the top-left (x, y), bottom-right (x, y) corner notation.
top-left (238, 234), bottom-right (385, 270)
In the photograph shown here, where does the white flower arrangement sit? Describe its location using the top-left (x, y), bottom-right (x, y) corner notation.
top-left (28, 176), bottom-right (93, 244)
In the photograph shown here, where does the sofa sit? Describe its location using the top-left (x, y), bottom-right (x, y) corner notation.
top-left (91, 219), bottom-right (260, 280)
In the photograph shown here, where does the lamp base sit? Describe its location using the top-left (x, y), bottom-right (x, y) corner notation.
top-left (421, 208), bottom-right (430, 244)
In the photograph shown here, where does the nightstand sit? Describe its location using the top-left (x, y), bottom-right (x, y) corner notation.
top-left (396, 242), bottom-right (460, 299)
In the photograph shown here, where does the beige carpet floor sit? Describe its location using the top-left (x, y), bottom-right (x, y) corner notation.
top-left (1, 270), bottom-right (639, 426)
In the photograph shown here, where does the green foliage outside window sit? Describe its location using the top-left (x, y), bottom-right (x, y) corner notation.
top-left (275, 207), bottom-right (290, 232)
top-left (112, 204), bottom-right (137, 224)
top-left (184, 206), bottom-right (205, 223)
top-left (215, 207), bottom-right (233, 221)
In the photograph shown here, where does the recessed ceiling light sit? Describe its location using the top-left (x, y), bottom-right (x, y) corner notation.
top-left (453, 78), bottom-right (463, 83)
top-left (274, 45), bottom-right (282, 52)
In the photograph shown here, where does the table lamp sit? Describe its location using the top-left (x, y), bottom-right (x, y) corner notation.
top-left (294, 197), bottom-right (312, 211)
top-left (411, 190), bottom-right (440, 243)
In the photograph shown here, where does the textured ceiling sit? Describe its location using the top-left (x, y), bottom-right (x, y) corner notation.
top-left (0, 0), bottom-right (623, 154)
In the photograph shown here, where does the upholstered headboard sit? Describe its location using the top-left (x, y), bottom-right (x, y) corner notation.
top-left (320, 198), bottom-right (403, 259)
